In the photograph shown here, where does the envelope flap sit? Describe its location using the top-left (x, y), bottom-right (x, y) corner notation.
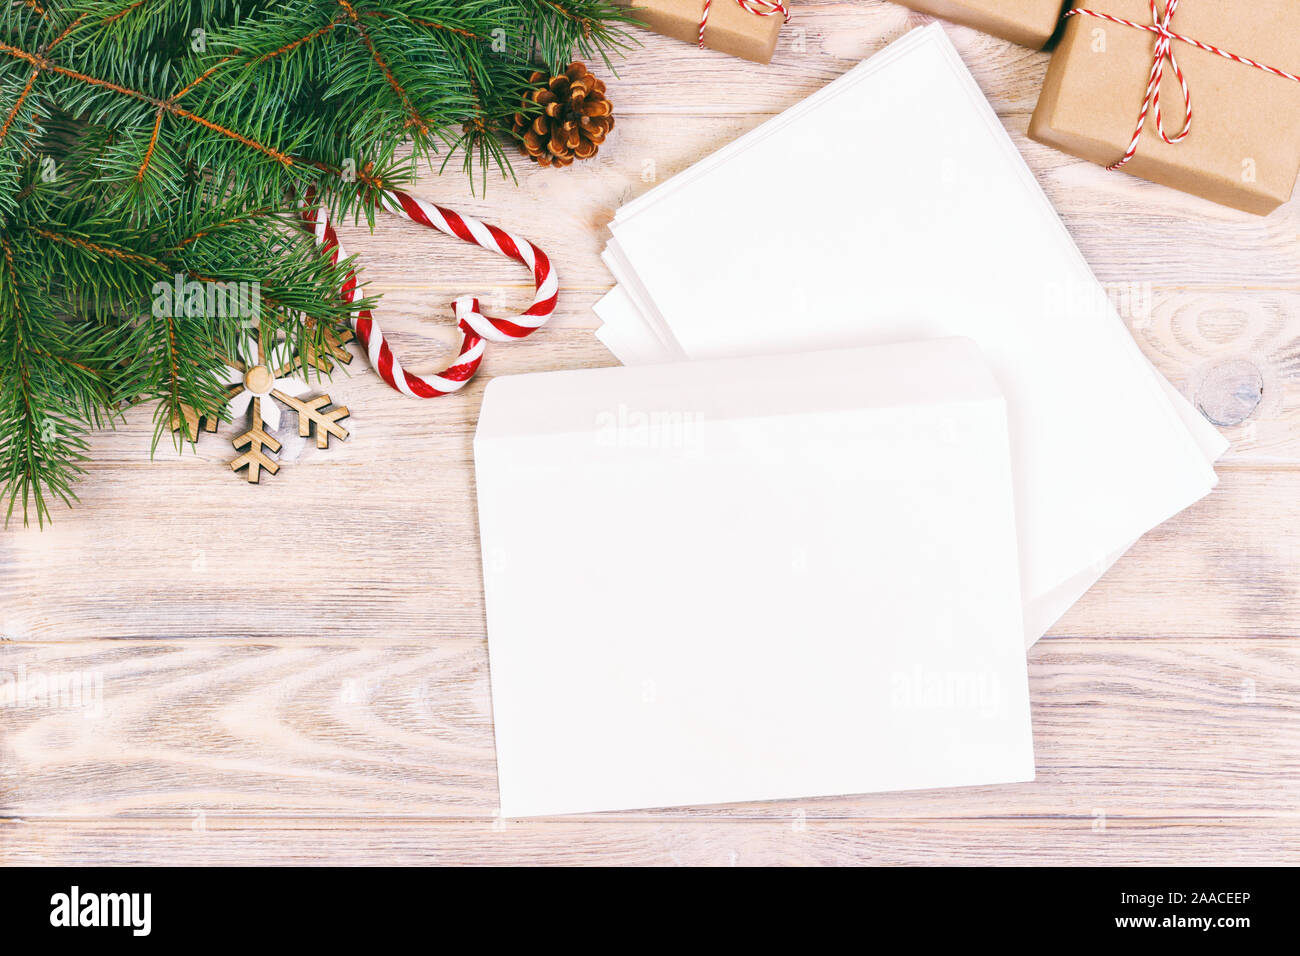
top-left (476, 338), bottom-right (1002, 443)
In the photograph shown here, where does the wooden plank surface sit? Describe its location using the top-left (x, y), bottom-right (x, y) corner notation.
top-left (2, 1), bottom-right (1298, 865)
top-left (5, 819), bottom-right (1296, 867)
top-left (0, 639), bottom-right (1296, 819)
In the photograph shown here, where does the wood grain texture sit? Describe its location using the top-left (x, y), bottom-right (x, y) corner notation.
top-left (0, 639), bottom-right (1296, 820)
top-left (4, 818), bottom-right (1296, 866)
top-left (1, 1), bottom-right (1298, 865)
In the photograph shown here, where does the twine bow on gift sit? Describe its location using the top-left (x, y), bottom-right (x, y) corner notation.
top-left (1067, 0), bottom-right (1300, 170)
top-left (698, 0), bottom-right (790, 51)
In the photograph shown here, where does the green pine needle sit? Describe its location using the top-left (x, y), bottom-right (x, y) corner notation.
top-left (0, 0), bottom-right (633, 525)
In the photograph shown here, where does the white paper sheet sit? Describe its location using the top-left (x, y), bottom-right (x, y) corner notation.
top-left (477, 339), bottom-right (1035, 816)
top-left (594, 25), bottom-right (1227, 647)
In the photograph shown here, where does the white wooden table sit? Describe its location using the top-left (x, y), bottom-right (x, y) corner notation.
top-left (2, 1), bottom-right (1298, 865)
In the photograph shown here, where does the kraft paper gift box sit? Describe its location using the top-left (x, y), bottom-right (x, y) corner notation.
top-left (613, 0), bottom-right (786, 63)
top-left (1030, 0), bottom-right (1300, 215)
top-left (894, 0), bottom-right (1068, 48)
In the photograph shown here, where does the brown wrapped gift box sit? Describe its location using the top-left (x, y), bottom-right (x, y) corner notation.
top-left (613, 0), bottom-right (785, 64)
top-left (894, 0), bottom-right (1068, 49)
top-left (1030, 1), bottom-right (1300, 215)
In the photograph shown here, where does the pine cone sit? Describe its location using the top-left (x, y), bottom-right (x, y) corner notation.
top-left (513, 62), bottom-right (614, 168)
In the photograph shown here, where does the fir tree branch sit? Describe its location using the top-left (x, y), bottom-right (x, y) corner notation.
top-left (0, 0), bottom-right (632, 524)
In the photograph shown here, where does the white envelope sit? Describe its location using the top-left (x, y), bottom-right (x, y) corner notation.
top-left (476, 339), bottom-right (1035, 816)
top-left (594, 26), bottom-right (1227, 647)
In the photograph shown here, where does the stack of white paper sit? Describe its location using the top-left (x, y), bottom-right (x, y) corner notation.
top-left (477, 339), bottom-right (1036, 816)
top-left (595, 24), bottom-right (1227, 646)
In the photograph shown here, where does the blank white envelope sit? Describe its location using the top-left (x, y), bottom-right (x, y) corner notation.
top-left (476, 339), bottom-right (1035, 816)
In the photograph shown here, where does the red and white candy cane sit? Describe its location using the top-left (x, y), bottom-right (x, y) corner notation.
top-left (699, 0), bottom-right (790, 50)
top-left (1068, 0), bottom-right (1300, 170)
top-left (301, 187), bottom-right (557, 397)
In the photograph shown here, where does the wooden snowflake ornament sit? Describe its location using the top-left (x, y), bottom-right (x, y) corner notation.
top-left (172, 327), bottom-right (353, 483)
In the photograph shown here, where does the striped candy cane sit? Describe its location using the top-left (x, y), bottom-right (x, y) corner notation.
top-left (302, 187), bottom-right (557, 397)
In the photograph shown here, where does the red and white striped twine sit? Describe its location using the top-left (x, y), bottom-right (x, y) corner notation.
top-left (699, 0), bottom-right (790, 50)
top-left (1068, 0), bottom-right (1300, 170)
top-left (302, 188), bottom-right (557, 398)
